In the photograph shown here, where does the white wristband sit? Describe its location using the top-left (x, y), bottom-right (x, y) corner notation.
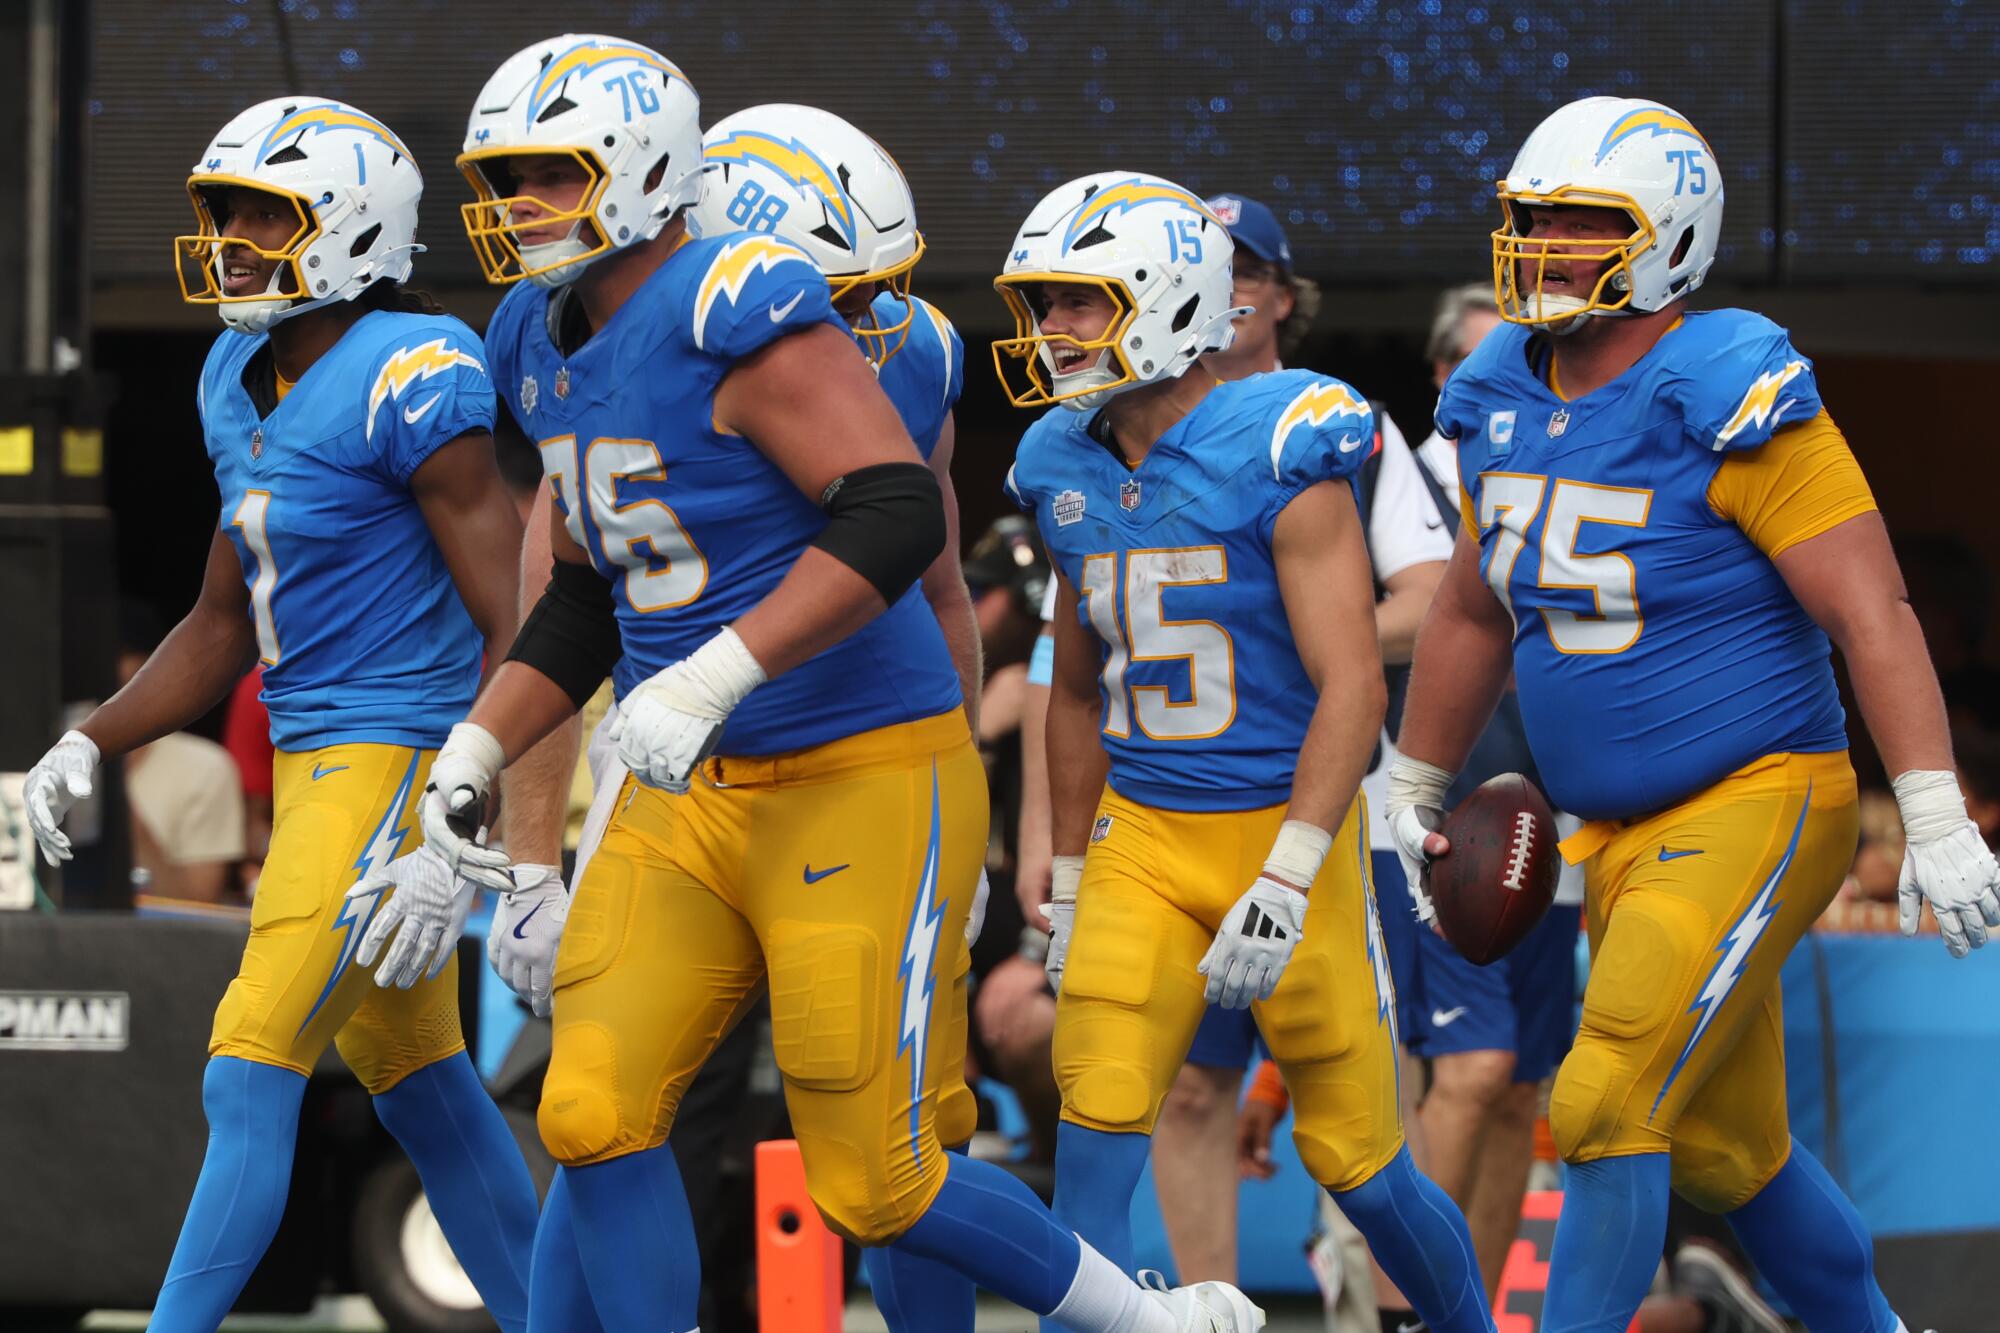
top-left (442, 721), bottom-right (505, 776)
top-left (1263, 819), bottom-right (1333, 890)
top-left (1051, 854), bottom-right (1085, 906)
top-left (1891, 769), bottom-right (1969, 843)
top-left (684, 627), bottom-right (769, 716)
top-left (1387, 754), bottom-right (1456, 810)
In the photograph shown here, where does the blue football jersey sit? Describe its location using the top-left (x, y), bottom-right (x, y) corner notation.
top-left (488, 234), bottom-right (962, 756)
top-left (1006, 370), bottom-right (1373, 812)
top-left (199, 311), bottom-right (493, 750)
top-left (871, 293), bottom-right (964, 461)
top-left (1436, 308), bottom-right (1848, 821)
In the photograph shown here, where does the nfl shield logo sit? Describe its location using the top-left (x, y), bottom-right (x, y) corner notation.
top-left (1548, 408), bottom-right (1571, 438)
top-left (1205, 195), bottom-right (1243, 225)
top-left (1090, 814), bottom-right (1114, 843)
top-left (1120, 478), bottom-right (1142, 511)
top-left (520, 375), bottom-right (539, 416)
top-left (554, 367), bottom-right (571, 400)
top-left (250, 427), bottom-right (263, 460)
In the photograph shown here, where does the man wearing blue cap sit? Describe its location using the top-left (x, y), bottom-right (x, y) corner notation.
top-left (1201, 195), bottom-right (1321, 380)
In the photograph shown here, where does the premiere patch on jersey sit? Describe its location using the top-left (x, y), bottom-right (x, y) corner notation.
top-left (519, 374), bottom-right (539, 416)
top-left (1054, 488), bottom-right (1086, 526)
top-left (1090, 814), bottom-right (1114, 843)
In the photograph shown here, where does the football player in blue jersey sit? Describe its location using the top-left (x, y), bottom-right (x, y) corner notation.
top-left (692, 100), bottom-right (989, 1333)
top-left (1386, 96), bottom-right (2000, 1333)
top-left (435, 33), bottom-right (1263, 1333)
top-left (20, 98), bottom-right (539, 1330)
top-left (996, 171), bottom-right (1494, 1333)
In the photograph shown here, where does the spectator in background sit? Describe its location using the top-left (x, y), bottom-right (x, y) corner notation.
top-left (1201, 194), bottom-right (1321, 378)
top-left (120, 604), bottom-right (246, 903)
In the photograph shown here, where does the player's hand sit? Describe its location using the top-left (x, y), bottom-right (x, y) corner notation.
top-left (1040, 853), bottom-right (1084, 994)
top-left (616, 628), bottom-right (765, 793)
top-left (1386, 755), bottom-right (1456, 925)
top-left (419, 723), bottom-right (513, 892)
top-left (486, 864), bottom-right (567, 1018)
top-left (1892, 769), bottom-right (2000, 958)
top-left (22, 730), bottom-right (99, 866)
top-left (1199, 875), bottom-right (1309, 1009)
top-left (965, 868), bottom-right (991, 946)
top-left (350, 843), bottom-right (478, 990)
top-left (1236, 1096), bottom-right (1283, 1180)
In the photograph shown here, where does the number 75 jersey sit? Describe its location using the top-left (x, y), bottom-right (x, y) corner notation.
top-left (1435, 308), bottom-right (1855, 822)
top-left (1006, 370), bottom-right (1371, 813)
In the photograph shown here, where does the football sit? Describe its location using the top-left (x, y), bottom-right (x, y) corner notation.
top-left (1429, 774), bottom-right (1561, 966)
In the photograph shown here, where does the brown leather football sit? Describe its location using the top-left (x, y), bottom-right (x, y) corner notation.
top-left (1430, 773), bottom-right (1560, 966)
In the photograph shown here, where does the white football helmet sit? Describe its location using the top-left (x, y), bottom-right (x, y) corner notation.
top-left (1493, 96), bottom-right (1725, 330)
top-left (691, 104), bottom-right (924, 365)
top-left (457, 34), bottom-right (701, 287)
top-left (176, 97), bottom-right (423, 334)
top-left (993, 172), bottom-right (1244, 411)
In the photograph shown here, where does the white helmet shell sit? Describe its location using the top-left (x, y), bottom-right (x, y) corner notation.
top-left (177, 96), bottom-right (423, 334)
top-left (458, 33), bottom-right (701, 288)
top-left (1493, 96), bottom-right (1725, 329)
top-left (691, 103), bottom-right (924, 363)
top-left (993, 172), bottom-right (1243, 411)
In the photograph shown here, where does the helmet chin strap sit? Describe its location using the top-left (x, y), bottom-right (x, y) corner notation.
top-left (521, 219), bottom-right (601, 290)
top-left (218, 242), bottom-right (425, 334)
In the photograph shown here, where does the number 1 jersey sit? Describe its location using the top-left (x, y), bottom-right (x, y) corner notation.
top-left (1006, 370), bottom-right (1371, 813)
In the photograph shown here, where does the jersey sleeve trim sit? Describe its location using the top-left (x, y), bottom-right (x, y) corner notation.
top-left (1706, 409), bottom-right (1878, 558)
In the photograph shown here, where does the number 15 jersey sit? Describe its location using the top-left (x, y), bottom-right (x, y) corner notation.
top-left (486, 233), bottom-right (961, 757)
top-left (1006, 370), bottom-right (1370, 813)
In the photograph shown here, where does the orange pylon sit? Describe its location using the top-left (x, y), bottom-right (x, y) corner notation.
top-left (756, 1139), bottom-right (843, 1333)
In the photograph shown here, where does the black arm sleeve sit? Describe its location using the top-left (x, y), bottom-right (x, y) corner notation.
top-left (810, 461), bottom-right (947, 605)
top-left (504, 557), bottom-right (622, 708)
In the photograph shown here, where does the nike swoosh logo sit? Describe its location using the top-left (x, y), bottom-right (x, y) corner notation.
top-left (403, 394), bottom-right (442, 425)
top-left (1337, 433), bottom-right (1365, 453)
top-left (1658, 847), bottom-right (1704, 861)
top-left (803, 863), bottom-right (850, 884)
top-left (1431, 1006), bottom-right (1468, 1027)
top-left (511, 899), bottom-right (546, 939)
top-left (311, 763), bottom-right (349, 781)
top-left (768, 292), bottom-right (805, 323)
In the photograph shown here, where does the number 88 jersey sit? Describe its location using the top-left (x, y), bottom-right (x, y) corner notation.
top-left (1006, 369), bottom-right (1370, 813)
top-left (488, 232), bottom-right (961, 756)
top-left (1436, 308), bottom-right (1861, 823)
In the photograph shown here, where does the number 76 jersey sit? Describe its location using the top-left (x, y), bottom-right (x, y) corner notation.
top-left (1436, 308), bottom-right (1858, 822)
top-left (1006, 370), bottom-right (1370, 814)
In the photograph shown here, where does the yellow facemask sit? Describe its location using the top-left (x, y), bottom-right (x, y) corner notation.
top-left (833, 236), bottom-right (927, 367)
top-left (990, 273), bottom-right (1137, 408)
top-left (456, 146), bottom-right (613, 286)
top-left (174, 176), bottom-right (316, 311)
top-left (1490, 184), bottom-right (1655, 327)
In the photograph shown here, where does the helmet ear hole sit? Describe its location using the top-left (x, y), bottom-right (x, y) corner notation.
top-left (644, 153), bottom-right (670, 193)
top-left (1669, 226), bottom-right (1695, 267)
top-left (348, 223), bottom-right (381, 259)
top-left (1169, 294), bottom-right (1198, 334)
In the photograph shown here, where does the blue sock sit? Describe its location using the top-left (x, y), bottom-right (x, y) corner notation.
top-left (528, 1168), bottom-right (604, 1333)
top-left (1034, 1123), bottom-right (1151, 1332)
top-left (372, 1052), bottom-right (537, 1333)
top-left (564, 1145), bottom-right (701, 1330)
top-left (1329, 1146), bottom-right (1493, 1333)
top-left (893, 1152), bottom-right (1082, 1317)
top-left (1726, 1139), bottom-right (1897, 1333)
top-left (864, 1144), bottom-right (976, 1333)
top-left (1542, 1153), bottom-right (1670, 1333)
top-left (151, 1057), bottom-right (307, 1331)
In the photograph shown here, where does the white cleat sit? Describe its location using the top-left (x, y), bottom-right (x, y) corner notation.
top-left (1140, 1270), bottom-right (1267, 1332)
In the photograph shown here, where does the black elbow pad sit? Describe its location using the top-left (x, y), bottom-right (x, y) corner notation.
top-left (810, 461), bottom-right (946, 604)
top-left (505, 558), bottom-right (622, 708)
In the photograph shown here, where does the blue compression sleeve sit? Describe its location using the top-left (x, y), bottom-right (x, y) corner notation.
top-left (863, 1144), bottom-right (976, 1333)
top-left (529, 1168), bottom-right (605, 1333)
top-left (893, 1153), bottom-right (1082, 1317)
top-left (564, 1144), bottom-right (702, 1330)
top-left (1541, 1153), bottom-right (1671, 1333)
top-left (1328, 1146), bottom-right (1494, 1333)
top-left (1727, 1139), bottom-right (1898, 1333)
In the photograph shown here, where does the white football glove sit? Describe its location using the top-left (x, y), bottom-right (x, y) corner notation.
top-left (419, 723), bottom-right (514, 892)
top-left (1039, 854), bottom-right (1083, 994)
top-left (966, 868), bottom-right (991, 946)
top-left (22, 730), bottom-right (99, 866)
top-left (1892, 769), bottom-right (2000, 958)
top-left (1198, 820), bottom-right (1328, 1009)
top-left (615, 628), bottom-right (765, 793)
top-left (350, 843), bottom-right (479, 990)
top-left (487, 864), bottom-right (567, 1018)
top-left (1385, 755), bottom-right (1456, 925)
